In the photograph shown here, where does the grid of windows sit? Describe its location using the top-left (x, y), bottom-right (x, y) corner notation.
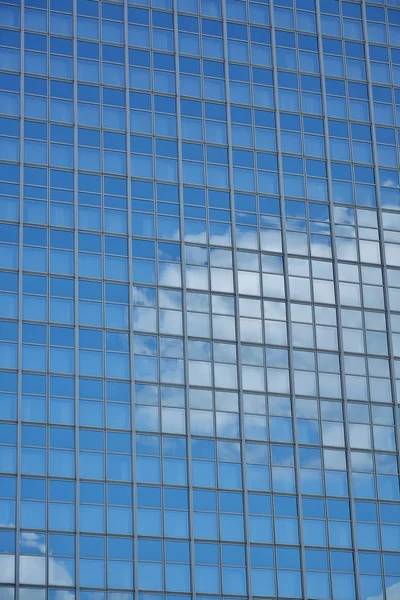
top-left (0, 0), bottom-right (399, 599)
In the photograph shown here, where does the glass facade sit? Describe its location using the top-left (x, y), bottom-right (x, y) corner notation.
top-left (0, 0), bottom-right (400, 598)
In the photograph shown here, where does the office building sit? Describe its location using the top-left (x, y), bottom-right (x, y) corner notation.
top-left (0, 0), bottom-right (399, 599)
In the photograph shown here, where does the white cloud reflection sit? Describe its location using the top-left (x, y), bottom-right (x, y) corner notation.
top-left (0, 533), bottom-right (74, 592)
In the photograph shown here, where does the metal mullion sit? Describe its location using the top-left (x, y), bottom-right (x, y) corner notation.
top-left (15, 1), bottom-right (25, 598)
top-left (123, 0), bottom-right (139, 597)
top-left (172, 1), bottom-right (197, 597)
top-left (269, 2), bottom-right (308, 598)
top-left (361, 0), bottom-right (400, 482)
top-left (314, 1), bottom-right (364, 597)
top-left (45, 7), bottom-right (52, 590)
top-left (220, 2), bottom-right (253, 598)
top-left (72, 0), bottom-right (80, 593)
top-left (45, 15), bottom-right (52, 573)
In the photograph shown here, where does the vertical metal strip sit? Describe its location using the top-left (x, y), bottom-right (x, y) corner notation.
top-left (72, 0), bottom-right (80, 593)
top-left (45, 3), bottom-right (50, 593)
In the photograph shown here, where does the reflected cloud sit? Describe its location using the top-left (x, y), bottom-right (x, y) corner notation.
top-left (161, 406), bottom-right (186, 434)
top-left (321, 421), bottom-right (345, 448)
top-left (158, 263), bottom-right (182, 288)
top-left (0, 533), bottom-right (76, 590)
top-left (0, 555), bottom-right (15, 585)
top-left (20, 531), bottom-right (46, 555)
top-left (366, 582), bottom-right (400, 600)
top-left (190, 409), bottom-right (215, 436)
top-left (211, 267), bottom-right (234, 293)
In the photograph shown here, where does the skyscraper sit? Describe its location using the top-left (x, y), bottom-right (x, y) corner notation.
top-left (0, 0), bottom-right (400, 598)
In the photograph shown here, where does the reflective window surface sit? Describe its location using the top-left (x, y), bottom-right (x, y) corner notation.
top-left (0, 0), bottom-right (399, 598)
